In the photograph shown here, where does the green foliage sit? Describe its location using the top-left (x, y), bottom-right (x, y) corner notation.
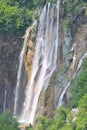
top-left (36, 102), bottom-right (87, 130)
top-left (66, 0), bottom-right (84, 15)
top-left (82, 57), bottom-right (87, 69)
top-left (63, 0), bottom-right (85, 31)
top-left (61, 124), bottom-right (73, 130)
top-left (64, 18), bottom-right (71, 31)
top-left (66, 0), bottom-right (74, 15)
top-left (0, 0), bottom-right (58, 35)
top-left (0, 110), bottom-right (19, 130)
top-left (79, 94), bottom-right (87, 110)
top-left (35, 57), bottom-right (87, 130)
top-left (74, 2), bottom-right (84, 14)
top-left (36, 107), bottom-right (68, 130)
top-left (75, 94), bottom-right (87, 130)
top-left (54, 107), bottom-right (67, 129)
top-left (70, 57), bottom-right (87, 108)
top-left (33, 0), bottom-right (45, 7)
top-left (0, 0), bottom-right (35, 35)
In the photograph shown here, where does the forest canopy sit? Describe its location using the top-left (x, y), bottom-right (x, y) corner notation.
top-left (0, 0), bottom-right (57, 35)
top-left (0, 0), bottom-right (35, 35)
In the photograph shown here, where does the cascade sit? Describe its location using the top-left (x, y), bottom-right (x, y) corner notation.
top-left (14, 21), bottom-right (36, 117)
top-left (58, 81), bottom-right (71, 107)
top-left (58, 52), bottom-right (87, 107)
top-left (14, 27), bottom-right (29, 117)
top-left (14, 0), bottom-right (60, 125)
top-left (77, 52), bottom-right (87, 71)
top-left (3, 85), bottom-right (8, 113)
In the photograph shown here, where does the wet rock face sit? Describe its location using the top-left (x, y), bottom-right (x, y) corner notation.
top-left (0, 32), bottom-right (22, 113)
top-left (34, 1), bottom-right (87, 118)
top-left (0, 2), bottom-right (87, 121)
top-left (54, 23), bottom-right (87, 108)
top-left (24, 29), bottom-right (35, 83)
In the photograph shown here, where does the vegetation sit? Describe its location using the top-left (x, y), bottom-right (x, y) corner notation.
top-left (63, 0), bottom-right (86, 31)
top-left (0, 110), bottom-right (19, 130)
top-left (0, 0), bottom-right (58, 35)
top-left (66, 0), bottom-right (84, 15)
top-left (0, 1), bottom-right (87, 130)
top-left (70, 57), bottom-right (87, 108)
top-left (36, 107), bottom-right (68, 130)
top-left (33, 57), bottom-right (87, 130)
top-left (1, 97), bottom-right (87, 130)
top-left (0, 0), bottom-right (36, 35)
top-left (35, 94), bottom-right (87, 130)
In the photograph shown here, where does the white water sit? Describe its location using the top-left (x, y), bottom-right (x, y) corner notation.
top-left (3, 85), bottom-right (7, 113)
top-left (58, 52), bottom-right (87, 107)
top-left (14, 21), bottom-right (37, 117)
top-left (58, 81), bottom-right (71, 107)
top-left (16, 1), bottom-right (60, 125)
top-left (77, 52), bottom-right (87, 71)
top-left (14, 29), bottom-right (29, 117)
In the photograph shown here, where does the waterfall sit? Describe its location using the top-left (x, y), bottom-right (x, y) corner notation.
top-left (77, 52), bottom-right (87, 71)
top-left (58, 52), bottom-right (87, 107)
top-left (3, 85), bottom-right (8, 113)
top-left (14, 1), bottom-right (60, 125)
top-left (14, 21), bottom-right (37, 117)
top-left (58, 81), bottom-right (71, 107)
top-left (14, 24), bottom-right (33, 116)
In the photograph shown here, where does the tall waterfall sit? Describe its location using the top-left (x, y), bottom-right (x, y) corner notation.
top-left (14, 1), bottom-right (60, 125)
top-left (14, 20), bottom-right (37, 117)
top-left (14, 27), bottom-right (30, 117)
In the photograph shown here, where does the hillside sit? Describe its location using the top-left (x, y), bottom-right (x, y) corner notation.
top-left (0, 0), bottom-right (87, 130)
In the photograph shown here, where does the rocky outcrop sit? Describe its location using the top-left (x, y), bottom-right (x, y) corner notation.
top-left (24, 29), bottom-right (35, 83)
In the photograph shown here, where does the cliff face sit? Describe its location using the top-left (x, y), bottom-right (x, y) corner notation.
top-left (54, 3), bottom-right (87, 107)
top-left (24, 28), bottom-right (35, 83)
top-left (54, 23), bottom-right (87, 107)
top-left (37, 1), bottom-right (87, 117)
top-left (42, 26), bottom-right (86, 116)
top-left (0, 0), bottom-right (87, 121)
top-left (0, 32), bottom-right (23, 113)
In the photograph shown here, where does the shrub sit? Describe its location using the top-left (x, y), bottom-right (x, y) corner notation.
top-left (0, 110), bottom-right (19, 130)
top-left (70, 57), bottom-right (87, 108)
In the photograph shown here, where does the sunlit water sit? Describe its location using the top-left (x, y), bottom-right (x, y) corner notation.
top-left (14, 1), bottom-right (60, 125)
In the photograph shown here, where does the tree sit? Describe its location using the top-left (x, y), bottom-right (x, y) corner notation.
top-left (54, 107), bottom-right (67, 129)
top-left (0, 110), bottom-right (19, 130)
top-left (0, 0), bottom-right (34, 35)
top-left (76, 94), bottom-right (87, 130)
top-left (70, 58), bottom-right (87, 108)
